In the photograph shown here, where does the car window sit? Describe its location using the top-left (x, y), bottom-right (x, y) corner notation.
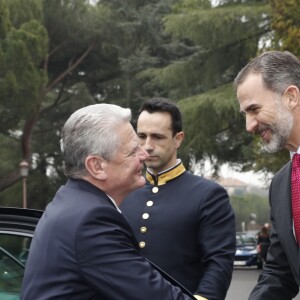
top-left (0, 234), bottom-right (31, 265)
top-left (236, 235), bottom-right (242, 245)
top-left (0, 247), bottom-right (23, 299)
top-left (0, 234), bottom-right (32, 300)
top-left (236, 233), bottom-right (256, 246)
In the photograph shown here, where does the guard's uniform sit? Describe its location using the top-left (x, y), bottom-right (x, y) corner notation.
top-left (121, 162), bottom-right (236, 300)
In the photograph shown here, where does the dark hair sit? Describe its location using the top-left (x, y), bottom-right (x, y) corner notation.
top-left (139, 97), bottom-right (182, 136)
top-left (260, 226), bottom-right (269, 238)
top-left (234, 51), bottom-right (300, 95)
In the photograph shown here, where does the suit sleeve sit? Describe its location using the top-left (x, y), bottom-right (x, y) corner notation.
top-left (195, 183), bottom-right (236, 300)
top-left (248, 180), bottom-right (299, 300)
top-left (75, 205), bottom-right (194, 300)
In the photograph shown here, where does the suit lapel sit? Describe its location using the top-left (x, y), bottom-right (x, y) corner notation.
top-left (274, 162), bottom-right (299, 281)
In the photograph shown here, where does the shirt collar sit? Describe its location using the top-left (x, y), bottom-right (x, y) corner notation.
top-left (106, 194), bottom-right (122, 213)
top-left (290, 147), bottom-right (300, 160)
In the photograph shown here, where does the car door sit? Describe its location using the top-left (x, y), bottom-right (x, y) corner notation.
top-left (0, 207), bottom-right (43, 300)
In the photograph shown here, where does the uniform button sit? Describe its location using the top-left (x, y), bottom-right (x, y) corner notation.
top-left (139, 241), bottom-right (146, 248)
top-left (140, 226), bottom-right (147, 233)
top-left (142, 213), bottom-right (149, 219)
top-left (147, 200), bottom-right (153, 207)
top-left (152, 186), bottom-right (159, 193)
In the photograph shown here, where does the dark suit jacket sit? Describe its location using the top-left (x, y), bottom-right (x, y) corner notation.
top-left (249, 161), bottom-right (300, 299)
top-left (21, 178), bottom-right (194, 300)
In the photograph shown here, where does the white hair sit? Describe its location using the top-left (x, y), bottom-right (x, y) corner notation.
top-left (60, 103), bottom-right (131, 177)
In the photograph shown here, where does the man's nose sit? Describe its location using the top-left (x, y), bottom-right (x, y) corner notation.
top-left (245, 114), bottom-right (258, 133)
top-left (143, 137), bottom-right (153, 151)
top-left (138, 145), bottom-right (149, 161)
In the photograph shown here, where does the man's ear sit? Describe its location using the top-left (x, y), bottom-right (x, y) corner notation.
top-left (85, 155), bottom-right (107, 180)
top-left (284, 85), bottom-right (300, 110)
top-left (174, 131), bottom-right (184, 149)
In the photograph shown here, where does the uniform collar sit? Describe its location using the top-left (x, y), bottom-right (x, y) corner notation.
top-left (146, 161), bottom-right (186, 186)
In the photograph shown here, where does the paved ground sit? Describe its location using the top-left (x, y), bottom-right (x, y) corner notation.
top-left (226, 268), bottom-right (300, 300)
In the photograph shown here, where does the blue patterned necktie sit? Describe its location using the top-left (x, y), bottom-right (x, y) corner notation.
top-left (292, 153), bottom-right (300, 243)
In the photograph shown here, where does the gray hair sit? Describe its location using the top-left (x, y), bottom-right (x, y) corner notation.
top-left (60, 103), bottom-right (132, 178)
top-left (234, 51), bottom-right (300, 95)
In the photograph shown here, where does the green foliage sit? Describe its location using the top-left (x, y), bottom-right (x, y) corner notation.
top-left (0, 10), bottom-right (48, 132)
top-left (252, 148), bottom-right (290, 174)
top-left (172, 0), bottom-right (211, 10)
top-left (0, 0), bottom-right (10, 39)
top-left (94, 0), bottom-right (209, 111)
top-left (139, 0), bottom-right (270, 100)
top-left (178, 84), bottom-right (255, 171)
top-left (6, 0), bottom-right (43, 27)
top-left (0, 0), bottom-right (294, 209)
top-left (0, 0), bottom-right (119, 207)
top-left (165, 3), bottom-right (270, 48)
top-left (270, 0), bottom-right (300, 57)
top-left (0, 134), bottom-right (22, 174)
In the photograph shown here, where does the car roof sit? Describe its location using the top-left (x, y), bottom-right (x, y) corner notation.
top-left (0, 206), bottom-right (43, 234)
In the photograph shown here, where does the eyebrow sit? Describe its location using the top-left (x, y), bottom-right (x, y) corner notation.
top-left (240, 103), bottom-right (259, 114)
top-left (138, 131), bottom-right (166, 137)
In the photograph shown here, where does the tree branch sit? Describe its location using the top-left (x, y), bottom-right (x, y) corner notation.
top-left (0, 171), bottom-right (20, 192)
top-left (43, 42), bottom-right (95, 95)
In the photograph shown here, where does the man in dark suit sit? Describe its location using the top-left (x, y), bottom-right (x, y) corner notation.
top-left (21, 103), bottom-right (195, 300)
top-left (120, 98), bottom-right (236, 300)
top-left (235, 50), bottom-right (300, 299)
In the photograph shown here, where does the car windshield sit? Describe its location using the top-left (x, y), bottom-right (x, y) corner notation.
top-left (236, 233), bottom-right (256, 246)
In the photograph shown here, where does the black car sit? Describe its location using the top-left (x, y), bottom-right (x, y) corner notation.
top-left (0, 207), bottom-right (43, 300)
top-left (234, 232), bottom-right (263, 269)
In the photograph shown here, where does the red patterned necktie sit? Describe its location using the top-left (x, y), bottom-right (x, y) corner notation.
top-left (292, 153), bottom-right (300, 243)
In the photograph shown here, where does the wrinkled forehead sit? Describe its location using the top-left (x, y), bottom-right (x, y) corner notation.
top-left (117, 123), bottom-right (139, 149)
